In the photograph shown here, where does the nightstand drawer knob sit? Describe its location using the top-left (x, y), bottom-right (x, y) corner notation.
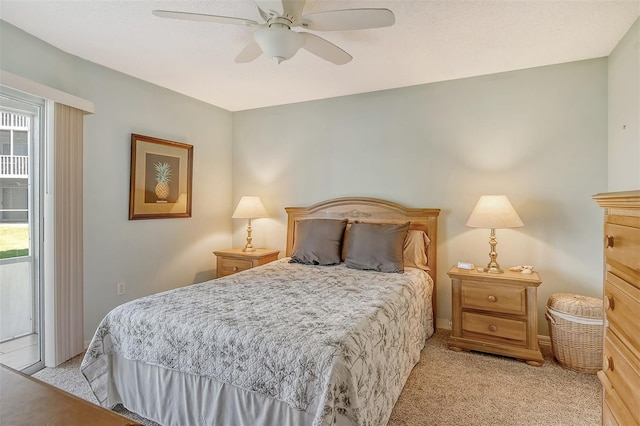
top-left (488, 324), bottom-right (497, 332)
top-left (232, 266), bottom-right (238, 272)
top-left (605, 235), bottom-right (615, 248)
top-left (604, 296), bottom-right (614, 311)
top-left (487, 295), bottom-right (497, 303)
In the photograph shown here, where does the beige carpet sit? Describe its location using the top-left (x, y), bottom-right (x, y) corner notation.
top-left (388, 329), bottom-right (600, 425)
top-left (33, 329), bottom-right (601, 425)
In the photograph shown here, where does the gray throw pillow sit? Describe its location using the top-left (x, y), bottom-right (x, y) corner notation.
top-left (290, 219), bottom-right (348, 265)
top-left (345, 222), bottom-right (410, 273)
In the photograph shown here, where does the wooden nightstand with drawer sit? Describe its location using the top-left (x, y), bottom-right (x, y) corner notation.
top-left (447, 266), bottom-right (544, 366)
top-left (213, 248), bottom-right (280, 278)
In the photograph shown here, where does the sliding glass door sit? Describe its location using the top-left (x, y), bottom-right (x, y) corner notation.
top-left (0, 90), bottom-right (44, 373)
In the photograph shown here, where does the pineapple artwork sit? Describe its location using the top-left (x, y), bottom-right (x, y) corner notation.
top-left (131, 134), bottom-right (192, 219)
top-left (143, 153), bottom-right (180, 204)
top-left (154, 161), bottom-right (172, 202)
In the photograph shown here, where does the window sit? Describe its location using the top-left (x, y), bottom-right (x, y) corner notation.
top-left (0, 92), bottom-right (44, 374)
top-left (14, 131), bottom-right (28, 156)
top-left (0, 130), bottom-right (9, 155)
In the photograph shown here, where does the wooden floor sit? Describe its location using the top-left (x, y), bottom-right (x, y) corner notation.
top-left (0, 334), bottom-right (39, 370)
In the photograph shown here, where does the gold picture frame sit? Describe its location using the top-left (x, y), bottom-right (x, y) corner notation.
top-left (129, 134), bottom-right (193, 220)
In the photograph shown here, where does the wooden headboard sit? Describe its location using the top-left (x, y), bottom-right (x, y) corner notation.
top-left (285, 197), bottom-right (440, 318)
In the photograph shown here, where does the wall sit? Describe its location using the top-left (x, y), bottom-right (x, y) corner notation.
top-left (233, 59), bottom-right (608, 334)
top-left (0, 21), bottom-right (234, 342)
top-left (0, 18), bottom-right (615, 340)
top-left (608, 17), bottom-right (640, 191)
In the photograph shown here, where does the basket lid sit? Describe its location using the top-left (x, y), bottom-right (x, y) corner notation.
top-left (546, 293), bottom-right (603, 319)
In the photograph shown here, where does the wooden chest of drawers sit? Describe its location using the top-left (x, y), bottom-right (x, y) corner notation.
top-left (447, 266), bottom-right (544, 366)
top-left (593, 190), bottom-right (640, 426)
top-left (213, 248), bottom-right (280, 278)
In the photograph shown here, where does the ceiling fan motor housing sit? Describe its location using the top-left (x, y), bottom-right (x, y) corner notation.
top-left (253, 25), bottom-right (304, 63)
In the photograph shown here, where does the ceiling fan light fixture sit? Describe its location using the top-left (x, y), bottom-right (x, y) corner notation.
top-left (253, 27), bottom-right (304, 63)
top-left (154, 1), bottom-right (396, 65)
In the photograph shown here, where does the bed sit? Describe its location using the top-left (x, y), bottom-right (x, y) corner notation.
top-left (81, 197), bottom-right (440, 426)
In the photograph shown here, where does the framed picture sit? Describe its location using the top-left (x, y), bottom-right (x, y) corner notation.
top-left (129, 134), bottom-right (193, 220)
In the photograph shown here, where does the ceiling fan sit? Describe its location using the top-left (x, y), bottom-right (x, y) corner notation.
top-left (152, 0), bottom-right (395, 65)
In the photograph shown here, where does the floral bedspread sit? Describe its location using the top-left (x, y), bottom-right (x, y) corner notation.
top-left (81, 259), bottom-right (433, 426)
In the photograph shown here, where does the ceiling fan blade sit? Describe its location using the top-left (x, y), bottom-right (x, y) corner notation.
top-left (255, 0), bottom-right (306, 20)
top-left (296, 9), bottom-right (394, 31)
top-left (152, 10), bottom-right (261, 27)
top-left (257, 5), bottom-right (270, 22)
top-left (235, 40), bottom-right (263, 63)
top-left (300, 32), bottom-right (352, 65)
top-left (255, 0), bottom-right (283, 16)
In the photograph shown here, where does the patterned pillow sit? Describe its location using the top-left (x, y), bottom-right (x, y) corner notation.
top-left (290, 219), bottom-right (348, 265)
top-left (345, 222), bottom-right (410, 273)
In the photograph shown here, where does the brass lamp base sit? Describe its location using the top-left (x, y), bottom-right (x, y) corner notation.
top-left (242, 218), bottom-right (256, 252)
top-left (486, 228), bottom-right (504, 273)
top-left (486, 263), bottom-right (504, 274)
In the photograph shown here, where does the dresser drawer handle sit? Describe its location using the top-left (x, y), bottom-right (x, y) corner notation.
top-left (488, 324), bottom-right (497, 332)
top-left (604, 356), bottom-right (614, 372)
top-left (487, 295), bottom-right (497, 302)
top-left (604, 296), bottom-right (614, 311)
top-left (232, 266), bottom-right (238, 272)
top-left (605, 235), bottom-right (615, 248)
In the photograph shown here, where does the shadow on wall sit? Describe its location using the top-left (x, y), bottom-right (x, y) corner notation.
top-left (193, 269), bottom-right (216, 284)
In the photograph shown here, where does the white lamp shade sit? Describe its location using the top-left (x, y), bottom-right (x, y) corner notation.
top-left (232, 196), bottom-right (269, 219)
top-left (466, 195), bottom-right (524, 229)
top-left (253, 27), bottom-right (304, 63)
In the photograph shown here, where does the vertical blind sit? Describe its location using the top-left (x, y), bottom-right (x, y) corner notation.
top-left (52, 103), bottom-right (84, 364)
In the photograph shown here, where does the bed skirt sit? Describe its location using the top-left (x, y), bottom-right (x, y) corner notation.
top-left (107, 354), bottom-right (318, 426)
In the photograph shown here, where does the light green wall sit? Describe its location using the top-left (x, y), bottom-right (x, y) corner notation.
top-left (0, 21), bottom-right (234, 342)
top-left (233, 59), bottom-right (609, 334)
top-left (2, 16), bottom-right (622, 339)
top-left (608, 17), bottom-right (640, 191)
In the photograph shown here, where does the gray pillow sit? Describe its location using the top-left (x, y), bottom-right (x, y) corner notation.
top-left (345, 222), bottom-right (410, 273)
top-left (289, 219), bottom-right (348, 265)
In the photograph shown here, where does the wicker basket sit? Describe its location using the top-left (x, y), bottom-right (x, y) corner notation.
top-left (545, 293), bottom-right (603, 374)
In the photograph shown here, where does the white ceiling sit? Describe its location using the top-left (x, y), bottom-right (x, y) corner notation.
top-left (1, 1), bottom-right (638, 111)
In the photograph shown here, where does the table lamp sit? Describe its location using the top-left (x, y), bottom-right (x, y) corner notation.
top-left (232, 196), bottom-right (269, 252)
top-left (466, 195), bottom-right (524, 273)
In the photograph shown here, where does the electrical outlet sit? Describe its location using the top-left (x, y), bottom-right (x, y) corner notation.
top-left (117, 282), bottom-right (126, 296)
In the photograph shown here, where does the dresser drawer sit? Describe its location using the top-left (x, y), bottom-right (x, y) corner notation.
top-left (461, 280), bottom-right (526, 315)
top-left (604, 222), bottom-right (640, 273)
top-left (603, 391), bottom-right (637, 426)
top-left (218, 258), bottom-right (253, 277)
top-left (605, 272), bottom-right (640, 357)
top-left (462, 312), bottom-right (527, 344)
top-left (602, 333), bottom-right (640, 424)
top-left (600, 371), bottom-right (637, 426)
top-left (602, 399), bottom-right (618, 426)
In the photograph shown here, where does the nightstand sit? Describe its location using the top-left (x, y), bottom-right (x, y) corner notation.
top-left (447, 266), bottom-right (544, 366)
top-left (213, 248), bottom-right (280, 278)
